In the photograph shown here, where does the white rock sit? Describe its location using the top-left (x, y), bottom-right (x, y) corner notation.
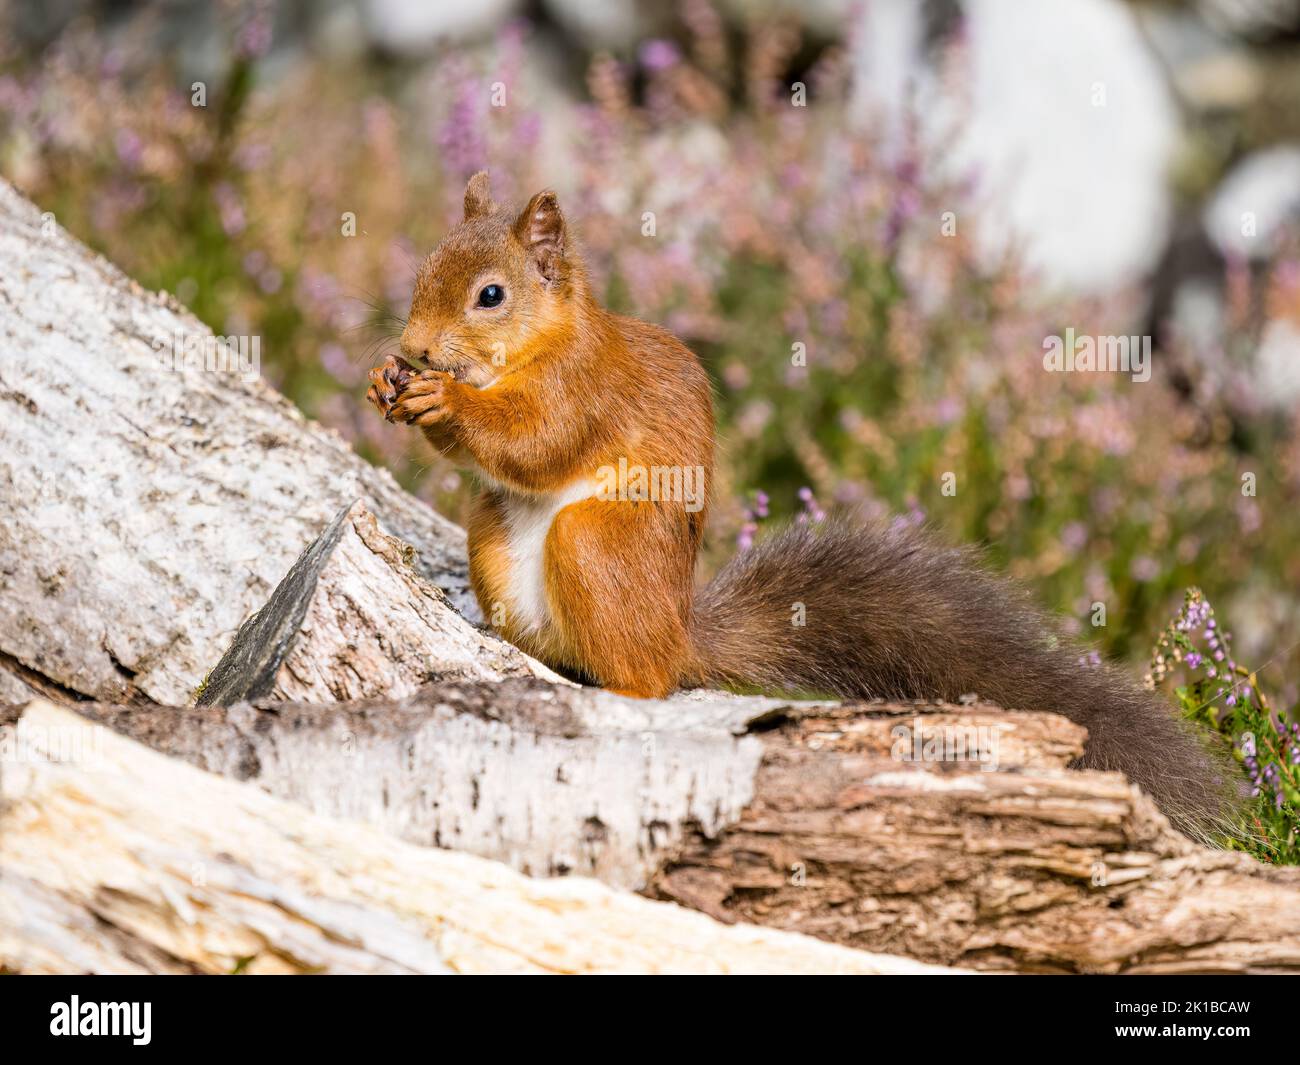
top-left (1203, 145), bottom-right (1300, 260)
top-left (542, 0), bottom-right (659, 49)
top-left (361, 0), bottom-right (521, 54)
top-left (1254, 318), bottom-right (1300, 406)
top-left (852, 0), bottom-right (1179, 295)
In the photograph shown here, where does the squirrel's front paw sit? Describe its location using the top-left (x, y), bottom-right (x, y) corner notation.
top-left (389, 369), bottom-right (456, 427)
top-left (366, 355), bottom-right (417, 423)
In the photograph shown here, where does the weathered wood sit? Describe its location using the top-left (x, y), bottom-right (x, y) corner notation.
top-left (198, 499), bottom-right (559, 706)
top-left (194, 497), bottom-right (359, 706)
top-left (0, 663), bottom-right (37, 703)
top-left (0, 179), bottom-right (477, 707)
top-left (22, 688), bottom-right (1300, 973)
top-left (20, 681), bottom-right (773, 890)
top-left (0, 700), bottom-right (952, 975)
top-left (649, 702), bottom-right (1300, 974)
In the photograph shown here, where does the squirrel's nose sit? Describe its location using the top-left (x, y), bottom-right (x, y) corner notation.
top-left (398, 332), bottom-right (431, 362)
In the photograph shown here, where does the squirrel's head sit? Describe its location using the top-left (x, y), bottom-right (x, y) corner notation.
top-left (400, 172), bottom-right (583, 386)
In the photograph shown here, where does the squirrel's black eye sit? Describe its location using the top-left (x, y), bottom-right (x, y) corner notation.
top-left (477, 284), bottom-right (505, 308)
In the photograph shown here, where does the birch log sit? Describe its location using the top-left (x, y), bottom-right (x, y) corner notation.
top-left (16, 689), bottom-right (1300, 973)
top-left (10, 682), bottom-right (773, 889)
top-left (0, 179), bottom-right (479, 707)
top-left (0, 700), bottom-right (951, 975)
top-left (195, 498), bottom-right (561, 706)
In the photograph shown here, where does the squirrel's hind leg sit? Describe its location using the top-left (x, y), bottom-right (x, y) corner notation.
top-left (543, 498), bottom-right (691, 699)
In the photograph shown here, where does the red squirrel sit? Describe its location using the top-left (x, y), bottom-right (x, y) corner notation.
top-left (366, 171), bottom-right (1237, 837)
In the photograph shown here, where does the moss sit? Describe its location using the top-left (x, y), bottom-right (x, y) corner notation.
top-left (192, 669), bottom-right (212, 704)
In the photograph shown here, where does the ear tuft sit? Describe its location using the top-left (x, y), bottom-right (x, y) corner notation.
top-left (463, 171), bottom-right (494, 220)
top-left (514, 190), bottom-right (566, 282)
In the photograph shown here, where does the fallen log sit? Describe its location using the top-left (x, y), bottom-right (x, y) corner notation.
top-left (15, 686), bottom-right (1300, 973)
top-left (196, 498), bottom-right (560, 706)
top-left (7, 681), bottom-right (770, 890)
top-left (648, 702), bottom-right (1300, 974)
top-left (0, 664), bottom-right (37, 703)
top-left (0, 179), bottom-right (488, 707)
top-left (0, 699), bottom-right (950, 975)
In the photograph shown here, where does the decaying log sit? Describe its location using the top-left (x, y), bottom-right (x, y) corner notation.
top-left (197, 499), bottom-right (560, 706)
top-left (19, 687), bottom-right (1300, 973)
top-left (0, 700), bottom-right (952, 975)
top-left (0, 179), bottom-right (479, 707)
top-left (648, 702), bottom-right (1300, 974)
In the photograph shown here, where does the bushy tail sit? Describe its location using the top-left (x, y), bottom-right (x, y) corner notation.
top-left (690, 518), bottom-right (1242, 839)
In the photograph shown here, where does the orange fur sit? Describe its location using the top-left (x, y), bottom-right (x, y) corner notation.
top-left (362, 175), bottom-right (1243, 838)
top-left (368, 173), bottom-right (712, 696)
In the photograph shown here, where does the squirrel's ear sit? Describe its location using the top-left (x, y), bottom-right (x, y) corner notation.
top-left (463, 171), bottom-right (494, 220)
top-left (514, 189), bottom-right (565, 282)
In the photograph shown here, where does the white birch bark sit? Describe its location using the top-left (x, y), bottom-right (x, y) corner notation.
top-left (0, 700), bottom-right (954, 975)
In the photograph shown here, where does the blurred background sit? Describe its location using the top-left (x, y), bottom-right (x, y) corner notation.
top-left (1, 0), bottom-right (1298, 706)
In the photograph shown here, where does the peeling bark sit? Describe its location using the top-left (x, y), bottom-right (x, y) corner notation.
top-left (649, 703), bottom-right (1300, 974)
top-left (199, 499), bottom-right (559, 706)
top-left (17, 681), bottom-right (772, 890)
top-left (0, 700), bottom-right (949, 975)
top-left (19, 689), bottom-right (1300, 973)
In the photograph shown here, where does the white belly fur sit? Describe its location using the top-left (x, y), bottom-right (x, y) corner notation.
top-left (499, 478), bottom-right (601, 633)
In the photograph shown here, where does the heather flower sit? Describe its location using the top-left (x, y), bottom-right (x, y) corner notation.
top-left (436, 71), bottom-right (489, 182)
top-left (235, 8), bottom-right (273, 60)
top-left (319, 343), bottom-right (361, 386)
top-left (736, 489), bottom-right (773, 550)
top-left (640, 39), bottom-right (681, 73)
top-left (114, 128), bottom-right (142, 170)
top-left (212, 182), bottom-right (245, 236)
top-left (796, 487), bottom-right (826, 525)
top-left (1061, 522), bottom-right (1088, 551)
top-left (235, 141), bottom-right (271, 171)
top-left (1152, 590), bottom-right (1297, 857)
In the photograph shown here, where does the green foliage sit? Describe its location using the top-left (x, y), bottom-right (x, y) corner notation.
top-left (1150, 589), bottom-right (1299, 863)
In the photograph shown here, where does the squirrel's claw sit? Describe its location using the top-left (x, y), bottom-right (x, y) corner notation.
top-left (366, 355), bottom-right (418, 422)
top-left (388, 370), bottom-right (453, 426)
